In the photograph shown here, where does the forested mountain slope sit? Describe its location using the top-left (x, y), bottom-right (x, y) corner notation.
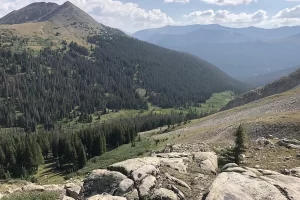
top-left (223, 68), bottom-right (300, 110)
top-left (0, 2), bottom-right (244, 131)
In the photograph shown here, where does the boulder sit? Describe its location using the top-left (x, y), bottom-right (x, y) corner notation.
top-left (87, 194), bottom-right (126, 200)
top-left (114, 178), bottom-right (134, 196)
top-left (125, 189), bottom-right (139, 200)
top-left (138, 175), bottom-right (156, 198)
top-left (160, 158), bottom-right (187, 173)
top-left (193, 152), bottom-right (218, 174)
top-left (131, 165), bottom-right (158, 182)
top-left (22, 184), bottom-right (44, 192)
top-left (0, 193), bottom-right (3, 199)
top-left (206, 167), bottom-right (300, 200)
top-left (206, 172), bottom-right (286, 200)
top-left (65, 183), bottom-right (81, 200)
top-left (108, 157), bottom-right (160, 176)
top-left (150, 188), bottom-right (178, 200)
top-left (83, 169), bottom-right (127, 197)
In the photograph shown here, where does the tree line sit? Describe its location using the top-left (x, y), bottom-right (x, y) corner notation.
top-left (0, 112), bottom-right (201, 180)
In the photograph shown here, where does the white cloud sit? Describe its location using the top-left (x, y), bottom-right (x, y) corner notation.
top-left (164, 0), bottom-right (189, 3)
top-left (273, 5), bottom-right (300, 19)
top-left (0, 0), bottom-right (174, 32)
top-left (200, 0), bottom-right (256, 6)
top-left (184, 9), bottom-right (267, 26)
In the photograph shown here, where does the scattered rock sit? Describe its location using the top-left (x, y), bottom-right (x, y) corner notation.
top-left (290, 167), bottom-right (300, 177)
top-left (150, 188), bottom-right (178, 200)
top-left (256, 137), bottom-right (272, 145)
top-left (165, 173), bottom-right (191, 190)
top-left (278, 139), bottom-right (300, 149)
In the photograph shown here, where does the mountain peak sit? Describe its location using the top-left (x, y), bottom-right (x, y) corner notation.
top-left (0, 2), bottom-right (59, 24)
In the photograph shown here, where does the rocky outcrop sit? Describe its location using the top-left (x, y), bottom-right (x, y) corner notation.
top-left (205, 163), bottom-right (300, 200)
top-left (278, 138), bottom-right (300, 149)
top-left (79, 148), bottom-right (217, 200)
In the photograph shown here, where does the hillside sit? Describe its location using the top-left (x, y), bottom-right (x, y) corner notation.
top-left (0, 1), bottom-right (244, 130)
top-left (223, 68), bottom-right (300, 110)
top-left (133, 25), bottom-right (300, 79)
top-left (0, 1), bottom-right (122, 49)
top-left (244, 65), bottom-right (300, 88)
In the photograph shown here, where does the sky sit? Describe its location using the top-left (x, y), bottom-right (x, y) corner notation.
top-left (1, 0), bottom-right (300, 33)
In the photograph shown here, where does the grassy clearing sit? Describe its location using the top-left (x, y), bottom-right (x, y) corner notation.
top-left (2, 191), bottom-right (59, 200)
top-left (58, 91), bottom-right (235, 130)
top-left (34, 161), bottom-right (65, 185)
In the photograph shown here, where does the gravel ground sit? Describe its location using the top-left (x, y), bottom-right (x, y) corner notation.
top-left (152, 87), bottom-right (300, 147)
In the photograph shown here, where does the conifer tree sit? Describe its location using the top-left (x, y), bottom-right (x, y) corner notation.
top-left (234, 125), bottom-right (248, 164)
top-left (0, 146), bottom-right (6, 167)
top-left (78, 143), bottom-right (87, 169)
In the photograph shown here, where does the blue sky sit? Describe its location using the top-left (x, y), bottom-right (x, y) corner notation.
top-left (1, 0), bottom-right (300, 32)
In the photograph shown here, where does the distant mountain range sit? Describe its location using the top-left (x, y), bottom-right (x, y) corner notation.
top-left (133, 25), bottom-right (300, 80)
top-left (244, 65), bottom-right (300, 88)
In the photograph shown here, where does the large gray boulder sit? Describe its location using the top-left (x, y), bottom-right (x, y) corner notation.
top-left (206, 165), bottom-right (300, 200)
top-left (82, 169), bottom-right (128, 197)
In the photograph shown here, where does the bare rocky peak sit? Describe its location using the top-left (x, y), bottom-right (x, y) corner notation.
top-left (0, 2), bottom-right (59, 24)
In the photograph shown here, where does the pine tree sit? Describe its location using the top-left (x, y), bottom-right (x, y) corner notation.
top-left (78, 143), bottom-right (87, 169)
top-left (0, 146), bottom-right (6, 167)
top-left (234, 125), bottom-right (248, 164)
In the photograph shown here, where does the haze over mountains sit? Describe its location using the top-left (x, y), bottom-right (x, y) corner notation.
top-left (133, 25), bottom-right (300, 80)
